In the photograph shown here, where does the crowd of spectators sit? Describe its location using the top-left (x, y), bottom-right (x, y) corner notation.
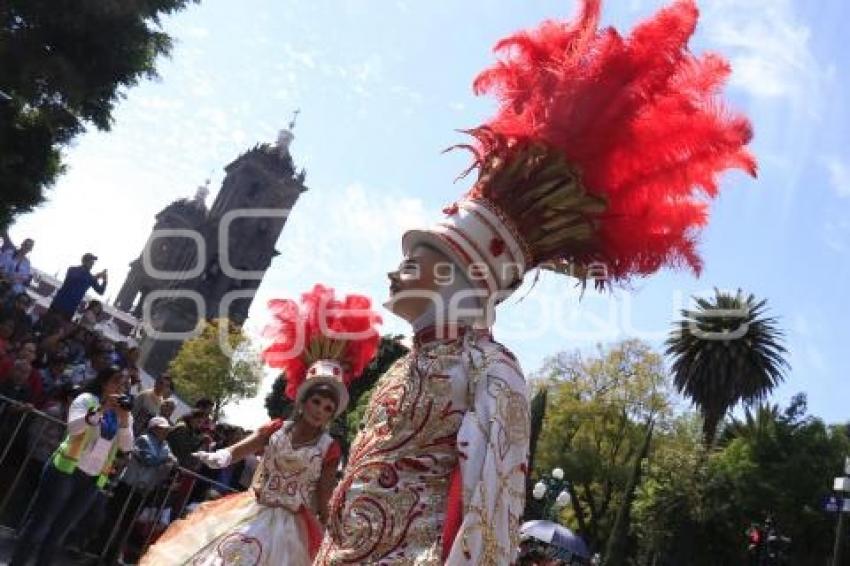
top-left (0, 240), bottom-right (259, 564)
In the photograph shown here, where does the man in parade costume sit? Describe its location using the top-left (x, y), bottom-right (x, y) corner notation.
top-left (319, 0), bottom-right (755, 563)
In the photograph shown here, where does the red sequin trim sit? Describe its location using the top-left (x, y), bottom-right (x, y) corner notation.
top-left (489, 237), bottom-right (506, 257)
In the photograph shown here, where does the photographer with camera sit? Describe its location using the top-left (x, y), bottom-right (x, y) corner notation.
top-left (47, 252), bottom-right (107, 323)
top-left (9, 365), bottom-right (134, 566)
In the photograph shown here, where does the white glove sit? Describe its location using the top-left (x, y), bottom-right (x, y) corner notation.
top-left (192, 448), bottom-right (232, 469)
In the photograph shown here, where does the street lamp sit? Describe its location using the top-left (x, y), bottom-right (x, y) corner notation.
top-left (532, 481), bottom-right (547, 501)
top-left (532, 468), bottom-right (572, 521)
top-left (555, 490), bottom-right (571, 507)
top-left (0, 89), bottom-right (12, 103)
top-left (831, 457), bottom-right (850, 566)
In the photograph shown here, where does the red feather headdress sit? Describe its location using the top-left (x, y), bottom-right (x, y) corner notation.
top-left (262, 284), bottom-right (381, 409)
top-left (404, 0), bottom-right (756, 295)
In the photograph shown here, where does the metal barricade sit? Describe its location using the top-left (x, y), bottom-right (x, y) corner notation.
top-left (0, 394), bottom-right (240, 565)
top-left (98, 464), bottom-right (238, 564)
top-left (0, 393), bottom-right (66, 530)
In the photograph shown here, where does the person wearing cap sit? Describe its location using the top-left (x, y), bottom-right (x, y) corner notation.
top-left (97, 416), bottom-right (177, 564)
top-left (141, 285), bottom-right (381, 566)
top-left (48, 252), bottom-right (107, 321)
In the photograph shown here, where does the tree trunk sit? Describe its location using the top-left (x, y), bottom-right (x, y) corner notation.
top-left (523, 388), bottom-right (548, 518)
top-left (603, 419), bottom-right (655, 566)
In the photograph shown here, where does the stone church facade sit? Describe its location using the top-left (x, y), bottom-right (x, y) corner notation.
top-left (115, 129), bottom-right (306, 376)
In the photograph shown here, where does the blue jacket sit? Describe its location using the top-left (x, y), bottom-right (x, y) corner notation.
top-left (50, 265), bottom-right (106, 315)
top-left (121, 433), bottom-right (175, 490)
top-left (134, 433), bottom-right (174, 467)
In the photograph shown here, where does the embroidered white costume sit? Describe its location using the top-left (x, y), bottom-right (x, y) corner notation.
top-left (317, 329), bottom-right (529, 565)
top-left (141, 422), bottom-right (338, 566)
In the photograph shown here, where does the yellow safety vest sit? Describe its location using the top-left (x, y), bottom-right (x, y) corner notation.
top-left (51, 394), bottom-right (122, 488)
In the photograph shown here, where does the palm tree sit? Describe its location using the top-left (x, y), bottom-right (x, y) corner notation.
top-left (720, 393), bottom-right (808, 445)
top-left (666, 289), bottom-right (789, 447)
top-left (720, 403), bottom-right (782, 445)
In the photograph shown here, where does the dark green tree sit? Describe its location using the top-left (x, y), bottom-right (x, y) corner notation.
top-left (632, 395), bottom-right (850, 565)
top-left (523, 386), bottom-right (548, 518)
top-left (168, 318), bottom-right (261, 420)
top-left (533, 340), bottom-right (672, 552)
top-left (0, 0), bottom-right (199, 227)
top-left (666, 289), bottom-right (789, 446)
top-left (602, 418), bottom-right (654, 566)
top-left (264, 373), bottom-right (294, 420)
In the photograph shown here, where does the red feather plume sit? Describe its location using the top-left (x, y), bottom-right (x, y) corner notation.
top-left (262, 284), bottom-right (382, 401)
top-left (469, 0), bottom-right (756, 282)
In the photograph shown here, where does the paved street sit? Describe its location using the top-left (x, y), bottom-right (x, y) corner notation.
top-left (0, 527), bottom-right (90, 566)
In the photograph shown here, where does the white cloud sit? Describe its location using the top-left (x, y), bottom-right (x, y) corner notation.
top-left (823, 219), bottom-right (849, 253)
top-left (627, 0), bottom-right (824, 106)
top-left (256, 182), bottom-right (431, 294)
top-left (790, 313), bottom-right (828, 373)
top-left (224, 181), bottom-right (429, 428)
top-left (390, 84), bottom-right (424, 105)
top-left (185, 26), bottom-right (210, 40)
top-left (282, 43), bottom-right (317, 69)
top-left (824, 157), bottom-right (850, 198)
top-left (136, 96), bottom-right (184, 111)
top-left (187, 70), bottom-right (215, 98)
top-left (699, 0), bottom-right (823, 104)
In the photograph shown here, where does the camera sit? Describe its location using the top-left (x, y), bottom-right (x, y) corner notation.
top-left (117, 394), bottom-right (134, 411)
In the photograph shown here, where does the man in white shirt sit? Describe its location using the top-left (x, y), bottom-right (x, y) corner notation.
top-left (132, 374), bottom-right (172, 436)
top-left (0, 237), bottom-right (34, 295)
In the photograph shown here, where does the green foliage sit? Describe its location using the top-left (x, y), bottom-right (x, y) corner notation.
top-left (631, 415), bottom-right (714, 564)
top-left (168, 318), bottom-right (262, 419)
top-left (524, 297), bottom-right (841, 564)
top-left (533, 339), bottom-right (672, 552)
top-left (666, 289), bottom-right (789, 445)
top-left (603, 419), bottom-right (654, 566)
top-left (632, 394), bottom-right (850, 565)
top-left (264, 374), bottom-right (294, 420)
top-left (0, 0), bottom-right (198, 226)
top-left (528, 386), bottom-right (548, 470)
top-left (523, 386), bottom-right (549, 516)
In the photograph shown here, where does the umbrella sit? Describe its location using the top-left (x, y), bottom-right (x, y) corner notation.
top-left (520, 520), bottom-right (591, 559)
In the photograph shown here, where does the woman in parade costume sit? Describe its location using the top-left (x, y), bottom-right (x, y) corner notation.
top-left (318, 0), bottom-right (756, 564)
top-left (140, 284), bottom-right (380, 566)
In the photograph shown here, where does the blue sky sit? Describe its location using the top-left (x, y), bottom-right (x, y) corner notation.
top-left (9, 0), bottom-right (850, 427)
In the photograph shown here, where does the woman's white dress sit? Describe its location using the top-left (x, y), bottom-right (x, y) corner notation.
top-left (142, 421), bottom-right (337, 566)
